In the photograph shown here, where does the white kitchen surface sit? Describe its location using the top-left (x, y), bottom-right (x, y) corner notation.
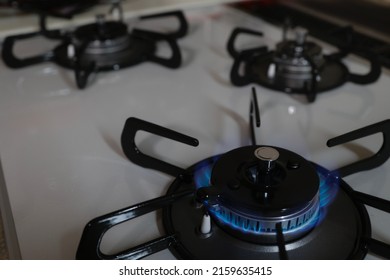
top-left (0, 3), bottom-right (389, 259)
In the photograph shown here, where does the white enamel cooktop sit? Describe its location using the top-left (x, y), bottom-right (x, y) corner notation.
top-left (0, 3), bottom-right (389, 259)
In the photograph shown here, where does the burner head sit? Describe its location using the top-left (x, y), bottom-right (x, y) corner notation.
top-left (54, 16), bottom-right (156, 71)
top-left (228, 27), bottom-right (351, 98)
top-left (72, 16), bottom-right (132, 55)
top-left (197, 146), bottom-right (320, 244)
top-left (245, 41), bottom-right (348, 95)
top-left (272, 39), bottom-right (325, 86)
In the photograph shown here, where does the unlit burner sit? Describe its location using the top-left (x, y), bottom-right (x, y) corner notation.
top-left (196, 146), bottom-right (320, 244)
top-left (227, 26), bottom-right (381, 102)
top-left (1, 6), bottom-right (188, 89)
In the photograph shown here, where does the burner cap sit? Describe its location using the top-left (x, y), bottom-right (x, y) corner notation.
top-left (273, 40), bottom-right (325, 80)
top-left (197, 146), bottom-right (320, 243)
top-left (264, 28), bottom-right (326, 89)
top-left (254, 146), bottom-right (279, 162)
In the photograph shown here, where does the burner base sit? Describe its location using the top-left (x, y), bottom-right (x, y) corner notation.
top-left (54, 36), bottom-right (156, 71)
top-left (247, 54), bottom-right (349, 94)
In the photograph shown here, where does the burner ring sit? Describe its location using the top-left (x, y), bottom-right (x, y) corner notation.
top-left (200, 146), bottom-right (320, 244)
top-left (208, 193), bottom-right (320, 243)
top-left (83, 36), bottom-right (132, 55)
top-left (246, 52), bottom-right (349, 94)
top-left (54, 35), bottom-right (156, 71)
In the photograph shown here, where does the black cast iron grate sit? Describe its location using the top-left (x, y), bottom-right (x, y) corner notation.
top-left (226, 24), bottom-right (381, 103)
top-left (1, 3), bottom-right (188, 89)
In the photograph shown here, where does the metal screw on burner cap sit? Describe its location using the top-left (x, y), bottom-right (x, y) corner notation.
top-left (295, 27), bottom-right (308, 45)
top-left (255, 147), bottom-right (280, 161)
top-left (255, 147), bottom-right (280, 171)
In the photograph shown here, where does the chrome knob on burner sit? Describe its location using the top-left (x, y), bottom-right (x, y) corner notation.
top-left (254, 146), bottom-right (279, 172)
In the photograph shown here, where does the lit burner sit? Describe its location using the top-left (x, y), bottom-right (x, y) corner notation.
top-left (195, 145), bottom-right (323, 243)
top-left (194, 148), bottom-right (340, 244)
top-left (76, 93), bottom-right (390, 260)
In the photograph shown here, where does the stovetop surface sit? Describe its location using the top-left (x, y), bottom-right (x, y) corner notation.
top-left (0, 4), bottom-right (389, 260)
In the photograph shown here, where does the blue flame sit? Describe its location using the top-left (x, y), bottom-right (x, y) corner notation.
top-left (288, 169), bottom-right (340, 236)
top-left (193, 159), bottom-right (340, 236)
top-left (318, 170), bottom-right (340, 208)
top-left (314, 168), bottom-right (340, 225)
top-left (208, 203), bottom-right (320, 235)
top-left (194, 156), bottom-right (220, 189)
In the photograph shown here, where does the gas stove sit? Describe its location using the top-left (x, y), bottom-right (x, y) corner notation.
top-left (0, 3), bottom-right (389, 260)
